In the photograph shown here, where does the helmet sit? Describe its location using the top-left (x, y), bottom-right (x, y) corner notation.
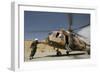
top-left (34, 38), bottom-right (38, 41)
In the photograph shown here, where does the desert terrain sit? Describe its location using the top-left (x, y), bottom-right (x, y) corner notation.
top-left (24, 40), bottom-right (90, 62)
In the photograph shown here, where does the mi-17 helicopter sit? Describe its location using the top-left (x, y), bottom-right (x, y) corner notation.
top-left (30, 13), bottom-right (90, 56)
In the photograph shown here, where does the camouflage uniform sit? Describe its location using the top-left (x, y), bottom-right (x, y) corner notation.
top-left (29, 40), bottom-right (38, 60)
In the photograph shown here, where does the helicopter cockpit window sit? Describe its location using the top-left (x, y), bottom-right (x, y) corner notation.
top-left (56, 32), bottom-right (60, 38)
top-left (58, 34), bottom-right (64, 40)
top-left (55, 32), bottom-right (64, 40)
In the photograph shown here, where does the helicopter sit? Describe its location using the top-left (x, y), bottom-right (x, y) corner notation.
top-left (29, 13), bottom-right (90, 56)
top-left (46, 28), bottom-right (90, 56)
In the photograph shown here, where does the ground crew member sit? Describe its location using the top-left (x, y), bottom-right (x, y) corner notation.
top-left (29, 38), bottom-right (38, 60)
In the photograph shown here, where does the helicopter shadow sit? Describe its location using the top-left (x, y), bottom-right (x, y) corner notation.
top-left (44, 52), bottom-right (85, 57)
top-left (30, 52), bottom-right (86, 60)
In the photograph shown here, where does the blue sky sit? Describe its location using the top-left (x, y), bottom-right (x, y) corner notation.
top-left (24, 11), bottom-right (90, 40)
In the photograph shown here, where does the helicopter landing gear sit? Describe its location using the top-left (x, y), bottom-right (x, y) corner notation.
top-left (66, 51), bottom-right (69, 55)
top-left (65, 44), bottom-right (71, 56)
top-left (87, 50), bottom-right (90, 55)
top-left (87, 49), bottom-right (90, 55)
top-left (56, 49), bottom-right (62, 56)
top-left (85, 47), bottom-right (90, 55)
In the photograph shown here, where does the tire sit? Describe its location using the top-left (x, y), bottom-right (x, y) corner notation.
top-left (66, 51), bottom-right (69, 55)
top-left (86, 48), bottom-right (90, 55)
top-left (56, 51), bottom-right (62, 56)
top-left (87, 50), bottom-right (90, 55)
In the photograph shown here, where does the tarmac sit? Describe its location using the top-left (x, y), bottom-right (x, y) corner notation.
top-left (25, 51), bottom-right (90, 62)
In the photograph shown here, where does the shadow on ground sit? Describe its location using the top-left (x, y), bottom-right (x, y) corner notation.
top-left (46, 53), bottom-right (85, 57)
top-left (32, 52), bottom-right (86, 59)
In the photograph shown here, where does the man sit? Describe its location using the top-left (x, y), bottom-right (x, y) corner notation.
top-left (29, 38), bottom-right (38, 60)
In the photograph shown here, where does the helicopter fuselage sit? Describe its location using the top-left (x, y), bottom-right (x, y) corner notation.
top-left (47, 30), bottom-right (87, 51)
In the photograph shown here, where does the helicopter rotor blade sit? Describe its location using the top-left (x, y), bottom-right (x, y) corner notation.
top-left (73, 24), bottom-right (90, 31)
top-left (72, 31), bottom-right (87, 39)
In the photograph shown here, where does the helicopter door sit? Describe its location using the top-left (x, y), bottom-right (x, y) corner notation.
top-left (65, 35), bottom-right (69, 44)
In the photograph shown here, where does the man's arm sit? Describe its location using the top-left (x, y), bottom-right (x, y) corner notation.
top-left (38, 41), bottom-right (48, 45)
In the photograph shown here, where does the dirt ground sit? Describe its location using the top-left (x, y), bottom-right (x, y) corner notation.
top-left (24, 40), bottom-right (90, 62)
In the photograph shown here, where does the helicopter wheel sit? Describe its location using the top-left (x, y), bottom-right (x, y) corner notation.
top-left (87, 50), bottom-right (90, 55)
top-left (86, 48), bottom-right (90, 55)
top-left (66, 51), bottom-right (69, 55)
top-left (56, 49), bottom-right (62, 56)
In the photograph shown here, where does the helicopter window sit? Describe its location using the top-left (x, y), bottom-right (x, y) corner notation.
top-left (58, 34), bottom-right (64, 39)
top-left (56, 32), bottom-right (60, 38)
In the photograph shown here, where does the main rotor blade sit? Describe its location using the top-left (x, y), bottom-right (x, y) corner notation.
top-left (72, 31), bottom-right (87, 39)
top-left (73, 24), bottom-right (90, 30)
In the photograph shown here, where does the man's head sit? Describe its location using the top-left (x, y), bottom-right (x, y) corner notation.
top-left (34, 38), bottom-right (38, 42)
